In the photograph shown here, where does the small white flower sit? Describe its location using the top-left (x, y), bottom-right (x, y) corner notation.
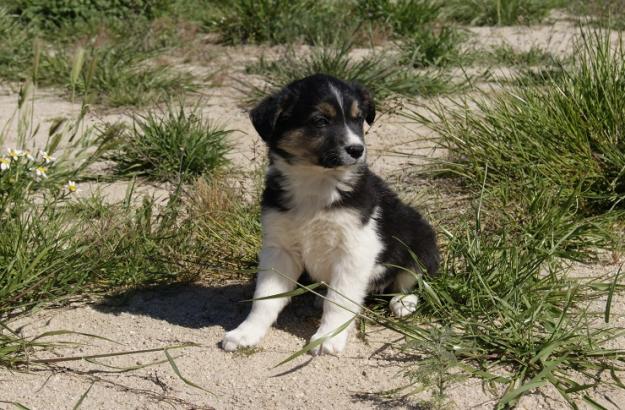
top-left (39, 150), bottom-right (55, 164)
top-left (7, 148), bottom-right (22, 160)
top-left (34, 166), bottom-right (48, 179)
top-left (0, 157), bottom-right (9, 171)
top-left (24, 150), bottom-right (35, 161)
top-left (66, 180), bottom-right (78, 193)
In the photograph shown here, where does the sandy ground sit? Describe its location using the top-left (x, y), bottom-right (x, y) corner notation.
top-left (1, 283), bottom-right (421, 410)
top-left (2, 13), bottom-right (624, 410)
top-left (3, 271), bottom-right (624, 410)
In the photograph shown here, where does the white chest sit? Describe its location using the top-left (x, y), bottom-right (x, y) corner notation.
top-left (262, 208), bottom-right (382, 282)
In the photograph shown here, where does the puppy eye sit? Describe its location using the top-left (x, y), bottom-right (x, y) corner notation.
top-left (311, 116), bottom-right (330, 128)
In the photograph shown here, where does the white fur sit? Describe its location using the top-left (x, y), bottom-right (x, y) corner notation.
top-left (389, 294), bottom-right (419, 318)
top-left (330, 84), bottom-right (344, 111)
top-left (270, 157), bottom-right (356, 210)
top-left (345, 127), bottom-right (363, 146)
top-left (222, 161), bottom-right (384, 355)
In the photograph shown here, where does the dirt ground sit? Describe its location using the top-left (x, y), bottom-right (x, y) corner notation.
top-left (2, 13), bottom-right (624, 410)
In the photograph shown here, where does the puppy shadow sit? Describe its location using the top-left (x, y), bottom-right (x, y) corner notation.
top-left (93, 280), bottom-right (322, 342)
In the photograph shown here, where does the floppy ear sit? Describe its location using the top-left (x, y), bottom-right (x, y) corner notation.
top-left (249, 89), bottom-right (293, 142)
top-left (352, 82), bottom-right (376, 125)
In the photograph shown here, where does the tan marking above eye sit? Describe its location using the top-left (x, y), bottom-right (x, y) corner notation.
top-left (316, 102), bottom-right (336, 118)
top-left (350, 100), bottom-right (361, 119)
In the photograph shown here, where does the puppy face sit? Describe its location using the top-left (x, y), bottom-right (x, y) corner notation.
top-left (250, 74), bottom-right (375, 168)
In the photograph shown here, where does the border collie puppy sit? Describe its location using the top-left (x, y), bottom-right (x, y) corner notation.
top-left (222, 74), bottom-right (439, 355)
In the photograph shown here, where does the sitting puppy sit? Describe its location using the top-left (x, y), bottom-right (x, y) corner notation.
top-left (222, 74), bottom-right (439, 355)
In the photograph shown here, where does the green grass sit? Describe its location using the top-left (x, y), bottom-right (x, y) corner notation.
top-left (399, 25), bottom-right (464, 68)
top-left (109, 103), bottom-right (232, 181)
top-left (0, 92), bottom-right (201, 318)
top-left (0, 5), bottom-right (196, 107)
top-left (399, 33), bottom-right (561, 71)
top-left (385, 189), bottom-right (624, 408)
top-left (208, 0), bottom-right (361, 45)
top-left (190, 0), bottom-right (566, 47)
top-left (245, 43), bottom-right (458, 105)
top-left (485, 43), bottom-right (560, 66)
top-left (5, 0), bottom-right (168, 29)
top-left (207, 0), bottom-right (456, 46)
top-left (189, 175), bottom-right (262, 274)
top-left (0, 77), bottom-right (258, 371)
top-left (0, 7), bottom-right (36, 82)
top-left (568, 0), bottom-right (625, 31)
top-left (357, 0), bottom-right (444, 37)
top-left (357, 27), bottom-right (625, 407)
top-left (411, 29), bottom-right (625, 215)
top-left (31, 42), bottom-right (196, 107)
top-left (444, 0), bottom-right (566, 26)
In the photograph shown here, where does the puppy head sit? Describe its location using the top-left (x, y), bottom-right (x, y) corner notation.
top-left (250, 74), bottom-right (375, 168)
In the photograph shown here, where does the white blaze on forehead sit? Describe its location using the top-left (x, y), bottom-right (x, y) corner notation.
top-left (329, 84), bottom-right (344, 111)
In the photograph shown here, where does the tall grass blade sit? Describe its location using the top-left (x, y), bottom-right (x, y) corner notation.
top-left (72, 382), bottom-right (94, 410)
top-left (274, 318), bottom-right (354, 368)
top-left (164, 349), bottom-right (213, 394)
top-left (605, 264), bottom-right (623, 323)
top-left (22, 343), bottom-right (197, 365)
top-left (246, 283), bottom-right (322, 301)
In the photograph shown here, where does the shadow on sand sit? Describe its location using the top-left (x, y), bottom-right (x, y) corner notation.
top-left (93, 280), bottom-right (322, 342)
top-left (92, 281), bottom-right (433, 407)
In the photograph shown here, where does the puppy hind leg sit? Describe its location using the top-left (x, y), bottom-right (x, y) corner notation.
top-left (389, 270), bottom-right (419, 318)
top-left (222, 247), bottom-right (302, 351)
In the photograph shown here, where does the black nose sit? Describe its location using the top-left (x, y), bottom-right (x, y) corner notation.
top-left (345, 144), bottom-right (364, 159)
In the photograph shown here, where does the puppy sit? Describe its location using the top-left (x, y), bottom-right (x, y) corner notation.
top-left (222, 74), bottom-right (439, 355)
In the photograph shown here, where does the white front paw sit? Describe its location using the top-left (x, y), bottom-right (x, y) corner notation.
top-left (221, 323), bottom-right (265, 352)
top-left (309, 328), bottom-right (349, 356)
top-left (390, 294), bottom-right (419, 318)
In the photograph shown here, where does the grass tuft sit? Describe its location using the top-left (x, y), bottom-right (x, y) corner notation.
top-left (189, 175), bottom-right (262, 274)
top-left (35, 43), bottom-right (197, 107)
top-left (110, 103), bottom-right (232, 181)
top-left (8, 0), bottom-right (169, 29)
top-left (209, 0), bottom-right (360, 45)
top-left (245, 43), bottom-right (458, 104)
top-left (568, 0), bottom-right (625, 31)
top-left (0, 6), bottom-right (195, 107)
top-left (411, 28), bottom-right (625, 215)
top-left (0, 7), bottom-right (35, 81)
top-left (399, 25), bottom-right (464, 68)
top-left (357, 0), bottom-right (444, 37)
top-left (392, 192), bottom-right (624, 408)
top-left (486, 43), bottom-right (560, 66)
top-left (444, 0), bottom-right (566, 26)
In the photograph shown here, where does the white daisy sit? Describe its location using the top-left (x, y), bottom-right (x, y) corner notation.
top-left (66, 180), bottom-right (78, 193)
top-left (7, 148), bottom-right (22, 160)
top-left (0, 157), bottom-right (9, 171)
top-left (39, 150), bottom-right (55, 164)
top-left (34, 166), bottom-right (48, 179)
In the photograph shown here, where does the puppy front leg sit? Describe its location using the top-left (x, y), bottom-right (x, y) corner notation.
top-left (222, 246), bottom-right (302, 351)
top-left (309, 268), bottom-right (369, 356)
